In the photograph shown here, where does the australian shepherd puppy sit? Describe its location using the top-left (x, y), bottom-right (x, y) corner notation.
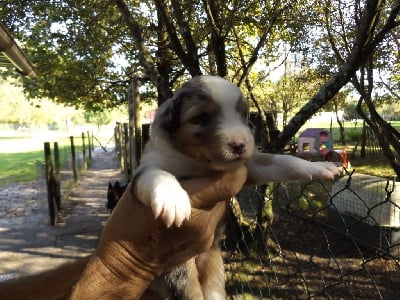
top-left (133, 75), bottom-right (339, 299)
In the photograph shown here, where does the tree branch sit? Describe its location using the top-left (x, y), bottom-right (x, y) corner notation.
top-left (271, 0), bottom-right (399, 152)
top-left (113, 0), bottom-right (160, 89)
top-left (202, 0), bottom-right (228, 76)
top-left (153, 0), bottom-right (202, 76)
top-left (237, 1), bottom-right (288, 85)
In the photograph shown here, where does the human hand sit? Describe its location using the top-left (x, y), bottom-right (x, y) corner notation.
top-left (70, 166), bottom-right (247, 299)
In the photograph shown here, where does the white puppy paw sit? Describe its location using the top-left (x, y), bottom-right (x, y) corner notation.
top-left (150, 178), bottom-right (191, 227)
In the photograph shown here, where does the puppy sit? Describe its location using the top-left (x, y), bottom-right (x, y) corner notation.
top-left (133, 75), bottom-right (339, 299)
top-left (106, 181), bottom-right (128, 212)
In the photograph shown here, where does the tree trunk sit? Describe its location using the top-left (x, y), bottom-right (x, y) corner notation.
top-left (360, 121), bottom-right (366, 158)
top-left (114, 0), bottom-right (161, 92)
top-left (333, 96), bottom-right (345, 144)
top-left (355, 60), bottom-right (400, 176)
top-left (156, 8), bottom-right (174, 105)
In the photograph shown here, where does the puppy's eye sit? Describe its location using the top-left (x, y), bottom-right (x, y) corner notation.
top-left (189, 113), bottom-right (211, 126)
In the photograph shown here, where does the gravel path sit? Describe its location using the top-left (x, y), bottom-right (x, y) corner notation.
top-left (0, 147), bottom-right (123, 278)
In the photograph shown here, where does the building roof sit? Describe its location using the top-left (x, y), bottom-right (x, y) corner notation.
top-left (0, 22), bottom-right (37, 77)
top-left (299, 128), bottom-right (330, 138)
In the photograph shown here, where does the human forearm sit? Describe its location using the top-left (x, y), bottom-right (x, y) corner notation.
top-left (69, 246), bottom-right (153, 299)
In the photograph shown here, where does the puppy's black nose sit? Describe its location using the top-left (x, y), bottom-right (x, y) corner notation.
top-left (230, 141), bottom-right (246, 155)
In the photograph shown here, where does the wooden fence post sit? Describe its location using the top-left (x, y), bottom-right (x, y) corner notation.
top-left (44, 142), bottom-right (56, 226)
top-left (128, 77), bottom-right (142, 180)
top-left (53, 142), bottom-right (61, 212)
top-left (114, 125), bottom-right (119, 153)
top-left (87, 130), bottom-right (92, 161)
top-left (117, 123), bottom-right (124, 172)
top-left (128, 79), bottom-right (135, 179)
top-left (142, 124), bottom-right (150, 148)
top-left (70, 136), bottom-right (78, 183)
top-left (123, 123), bottom-right (129, 181)
top-left (91, 131), bottom-right (94, 151)
top-left (81, 132), bottom-right (87, 170)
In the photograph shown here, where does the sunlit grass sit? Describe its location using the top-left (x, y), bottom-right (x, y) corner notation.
top-left (349, 155), bottom-right (396, 178)
top-left (0, 150), bottom-right (42, 183)
top-left (0, 137), bottom-right (85, 186)
top-left (332, 143), bottom-right (397, 178)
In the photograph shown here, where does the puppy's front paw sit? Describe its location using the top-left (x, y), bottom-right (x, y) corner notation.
top-left (311, 161), bottom-right (341, 180)
top-left (151, 179), bottom-right (191, 227)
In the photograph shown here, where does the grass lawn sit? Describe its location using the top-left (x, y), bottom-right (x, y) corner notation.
top-left (0, 150), bottom-right (43, 184)
top-left (0, 137), bottom-right (84, 186)
top-left (341, 145), bottom-right (397, 178)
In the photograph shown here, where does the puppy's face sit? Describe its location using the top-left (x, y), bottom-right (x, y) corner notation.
top-left (155, 76), bottom-right (255, 171)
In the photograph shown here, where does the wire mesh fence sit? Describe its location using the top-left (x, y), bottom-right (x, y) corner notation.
top-left (223, 170), bottom-right (400, 299)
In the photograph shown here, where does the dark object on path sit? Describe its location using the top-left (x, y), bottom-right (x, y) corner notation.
top-left (106, 181), bottom-right (128, 211)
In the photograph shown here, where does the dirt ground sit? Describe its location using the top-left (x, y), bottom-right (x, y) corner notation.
top-left (1, 147), bottom-right (399, 298)
top-left (224, 210), bottom-right (400, 299)
top-left (0, 148), bottom-right (122, 278)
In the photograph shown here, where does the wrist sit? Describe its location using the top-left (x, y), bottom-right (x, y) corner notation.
top-left (70, 240), bottom-right (159, 299)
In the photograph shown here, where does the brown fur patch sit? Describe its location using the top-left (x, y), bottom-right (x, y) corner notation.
top-left (172, 96), bottom-right (220, 163)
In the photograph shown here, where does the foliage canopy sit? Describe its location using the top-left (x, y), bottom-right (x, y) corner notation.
top-left (2, 1), bottom-right (400, 161)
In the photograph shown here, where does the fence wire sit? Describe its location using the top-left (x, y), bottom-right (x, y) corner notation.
top-left (223, 170), bottom-right (400, 299)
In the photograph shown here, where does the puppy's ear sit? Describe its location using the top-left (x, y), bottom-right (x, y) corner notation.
top-left (155, 94), bottom-right (183, 133)
top-left (108, 182), bottom-right (113, 189)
